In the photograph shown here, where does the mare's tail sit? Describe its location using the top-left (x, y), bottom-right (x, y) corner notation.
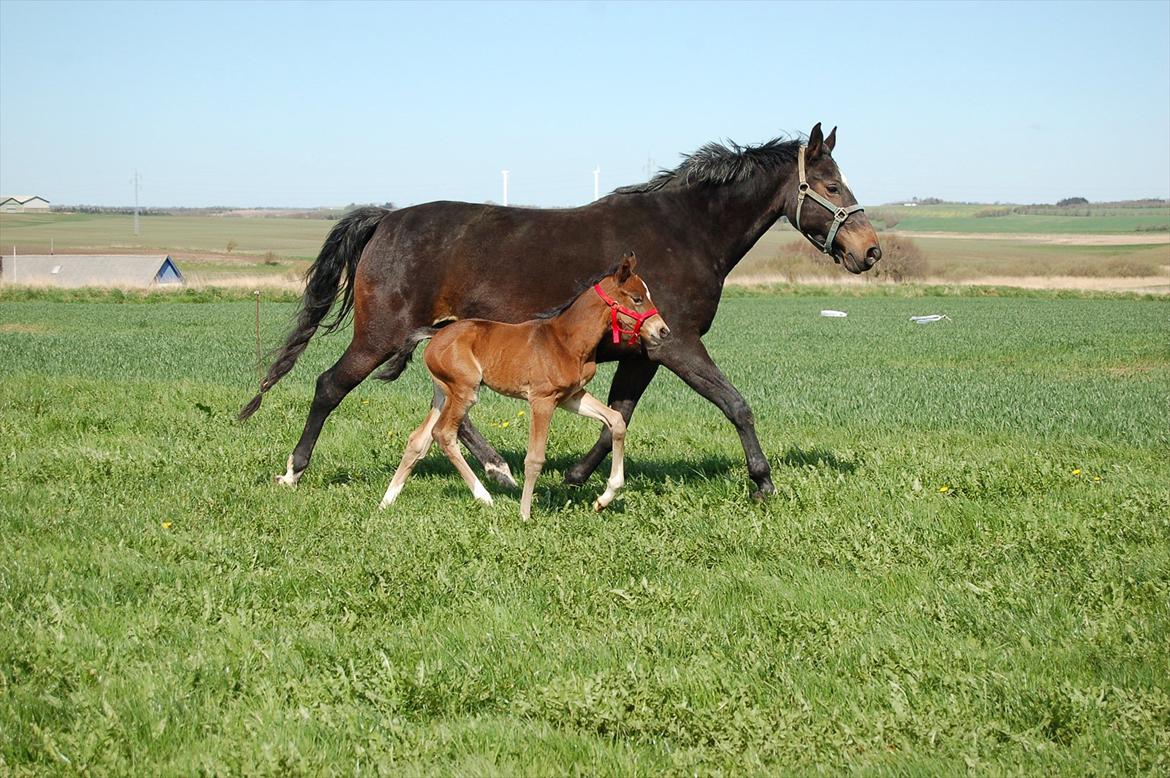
top-left (238, 206), bottom-right (389, 420)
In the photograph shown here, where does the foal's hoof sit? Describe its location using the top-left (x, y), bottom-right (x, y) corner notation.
top-left (750, 482), bottom-right (776, 502)
top-left (275, 473), bottom-right (298, 487)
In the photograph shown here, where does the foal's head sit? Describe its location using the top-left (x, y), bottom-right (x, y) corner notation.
top-left (595, 251), bottom-right (671, 346)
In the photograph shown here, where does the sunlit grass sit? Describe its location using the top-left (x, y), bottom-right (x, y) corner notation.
top-left (1, 291), bottom-right (1168, 773)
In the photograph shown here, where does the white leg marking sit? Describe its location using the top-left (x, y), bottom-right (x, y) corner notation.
top-left (379, 482), bottom-right (404, 510)
top-left (472, 480), bottom-right (493, 505)
top-left (275, 455), bottom-right (302, 487)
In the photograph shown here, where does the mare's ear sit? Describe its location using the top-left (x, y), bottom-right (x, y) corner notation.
top-left (825, 126), bottom-right (837, 153)
top-left (617, 251), bottom-right (636, 282)
top-left (807, 122), bottom-right (824, 159)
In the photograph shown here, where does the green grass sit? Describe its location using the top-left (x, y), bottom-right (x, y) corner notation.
top-left (2, 289), bottom-right (1169, 774)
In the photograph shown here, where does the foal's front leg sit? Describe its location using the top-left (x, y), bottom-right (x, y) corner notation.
top-left (519, 400), bottom-right (556, 520)
top-left (561, 391), bottom-right (627, 511)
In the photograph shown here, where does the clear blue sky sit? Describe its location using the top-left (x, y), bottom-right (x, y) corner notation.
top-left (2, 0), bottom-right (1167, 207)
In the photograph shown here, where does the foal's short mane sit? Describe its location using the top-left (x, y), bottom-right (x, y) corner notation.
top-left (614, 136), bottom-right (801, 195)
top-left (533, 261), bottom-right (624, 320)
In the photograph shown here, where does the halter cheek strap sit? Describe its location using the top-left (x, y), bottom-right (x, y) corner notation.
top-left (795, 144), bottom-right (865, 255)
top-left (593, 284), bottom-right (658, 345)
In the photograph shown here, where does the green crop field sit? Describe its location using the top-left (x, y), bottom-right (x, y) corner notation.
top-left (2, 286), bottom-right (1167, 774)
top-left (0, 212), bottom-right (333, 261)
top-left (865, 202), bottom-right (1169, 235)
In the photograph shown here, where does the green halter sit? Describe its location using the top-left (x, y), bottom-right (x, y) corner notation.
top-left (795, 145), bottom-right (865, 255)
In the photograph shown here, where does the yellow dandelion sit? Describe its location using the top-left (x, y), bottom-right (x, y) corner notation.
top-left (161, 521), bottom-right (173, 529)
top-left (517, 410), bottom-right (525, 417)
top-left (1092, 475), bottom-right (1101, 482)
top-left (1072, 468), bottom-right (1082, 476)
top-left (938, 485), bottom-right (951, 494)
top-left (501, 421), bottom-right (510, 428)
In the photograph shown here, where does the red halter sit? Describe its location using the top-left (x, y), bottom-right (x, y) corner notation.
top-left (593, 284), bottom-right (659, 345)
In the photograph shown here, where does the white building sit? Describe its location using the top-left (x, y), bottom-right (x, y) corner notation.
top-left (0, 195), bottom-right (51, 212)
top-left (0, 254), bottom-right (184, 287)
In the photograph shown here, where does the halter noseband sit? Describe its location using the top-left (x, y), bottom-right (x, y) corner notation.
top-left (795, 144), bottom-right (865, 256)
top-left (593, 284), bottom-right (659, 345)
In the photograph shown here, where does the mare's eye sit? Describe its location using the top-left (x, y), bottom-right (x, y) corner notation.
top-left (632, 297), bottom-right (644, 304)
top-left (826, 184), bottom-right (840, 195)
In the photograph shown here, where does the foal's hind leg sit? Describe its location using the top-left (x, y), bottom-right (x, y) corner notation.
top-left (561, 391), bottom-right (627, 511)
top-left (432, 384), bottom-right (493, 506)
top-left (379, 387), bottom-right (444, 509)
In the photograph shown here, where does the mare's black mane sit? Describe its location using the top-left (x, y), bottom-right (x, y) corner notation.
top-left (614, 136), bottom-right (801, 195)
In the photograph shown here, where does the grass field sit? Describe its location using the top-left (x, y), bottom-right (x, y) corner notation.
top-left (2, 287), bottom-right (1168, 773)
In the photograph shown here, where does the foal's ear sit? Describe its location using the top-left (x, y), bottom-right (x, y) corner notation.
top-left (617, 251), bottom-right (637, 282)
top-left (807, 122), bottom-right (824, 158)
top-left (825, 126), bottom-right (837, 153)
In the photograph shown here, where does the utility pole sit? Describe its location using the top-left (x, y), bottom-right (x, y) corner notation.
top-left (593, 166), bottom-right (600, 201)
top-left (501, 169), bottom-right (509, 206)
top-left (131, 170), bottom-right (142, 236)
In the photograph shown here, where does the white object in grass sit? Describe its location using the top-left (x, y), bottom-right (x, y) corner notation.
top-left (910, 314), bottom-right (950, 324)
top-left (820, 309), bottom-right (848, 318)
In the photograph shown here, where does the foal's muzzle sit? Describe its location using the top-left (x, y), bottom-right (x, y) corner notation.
top-left (641, 314), bottom-right (671, 346)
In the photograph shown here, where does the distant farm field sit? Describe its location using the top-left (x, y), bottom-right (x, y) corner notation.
top-left (2, 288), bottom-right (1167, 773)
top-left (4, 205), bottom-right (1169, 290)
top-left (864, 202), bottom-right (1170, 234)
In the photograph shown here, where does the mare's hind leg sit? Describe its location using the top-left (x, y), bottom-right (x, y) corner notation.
top-left (379, 387), bottom-right (444, 508)
top-left (458, 419), bottom-right (518, 489)
top-left (561, 391), bottom-right (627, 511)
top-left (278, 328), bottom-right (413, 486)
top-left (432, 384), bottom-right (493, 506)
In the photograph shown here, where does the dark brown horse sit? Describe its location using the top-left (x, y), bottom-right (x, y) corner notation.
top-left (381, 252), bottom-right (669, 518)
top-left (241, 123), bottom-right (881, 500)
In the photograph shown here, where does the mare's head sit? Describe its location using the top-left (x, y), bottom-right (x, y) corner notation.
top-left (596, 251), bottom-right (671, 346)
top-left (787, 122), bottom-right (882, 274)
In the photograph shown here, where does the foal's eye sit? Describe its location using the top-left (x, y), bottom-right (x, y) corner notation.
top-left (632, 296), bottom-right (644, 304)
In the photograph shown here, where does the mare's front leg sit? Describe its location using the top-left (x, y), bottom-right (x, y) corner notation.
top-left (519, 400), bottom-right (556, 520)
top-left (561, 391), bottom-right (627, 511)
top-left (564, 357), bottom-right (659, 485)
top-left (655, 337), bottom-right (775, 500)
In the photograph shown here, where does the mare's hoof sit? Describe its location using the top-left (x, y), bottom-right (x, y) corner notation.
top-left (564, 468), bottom-right (590, 487)
top-left (484, 462), bottom-right (519, 489)
top-left (275, 474), bottom-right (297, 487)
top-left (750, 482), bottom-right (776, 502)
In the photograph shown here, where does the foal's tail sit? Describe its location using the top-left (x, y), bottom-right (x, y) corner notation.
top-left (238, 206), bottom-right (389, 420)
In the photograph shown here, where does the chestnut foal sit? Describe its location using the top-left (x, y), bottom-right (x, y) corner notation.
top-left (380, 252), bottom-right (669, 518)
